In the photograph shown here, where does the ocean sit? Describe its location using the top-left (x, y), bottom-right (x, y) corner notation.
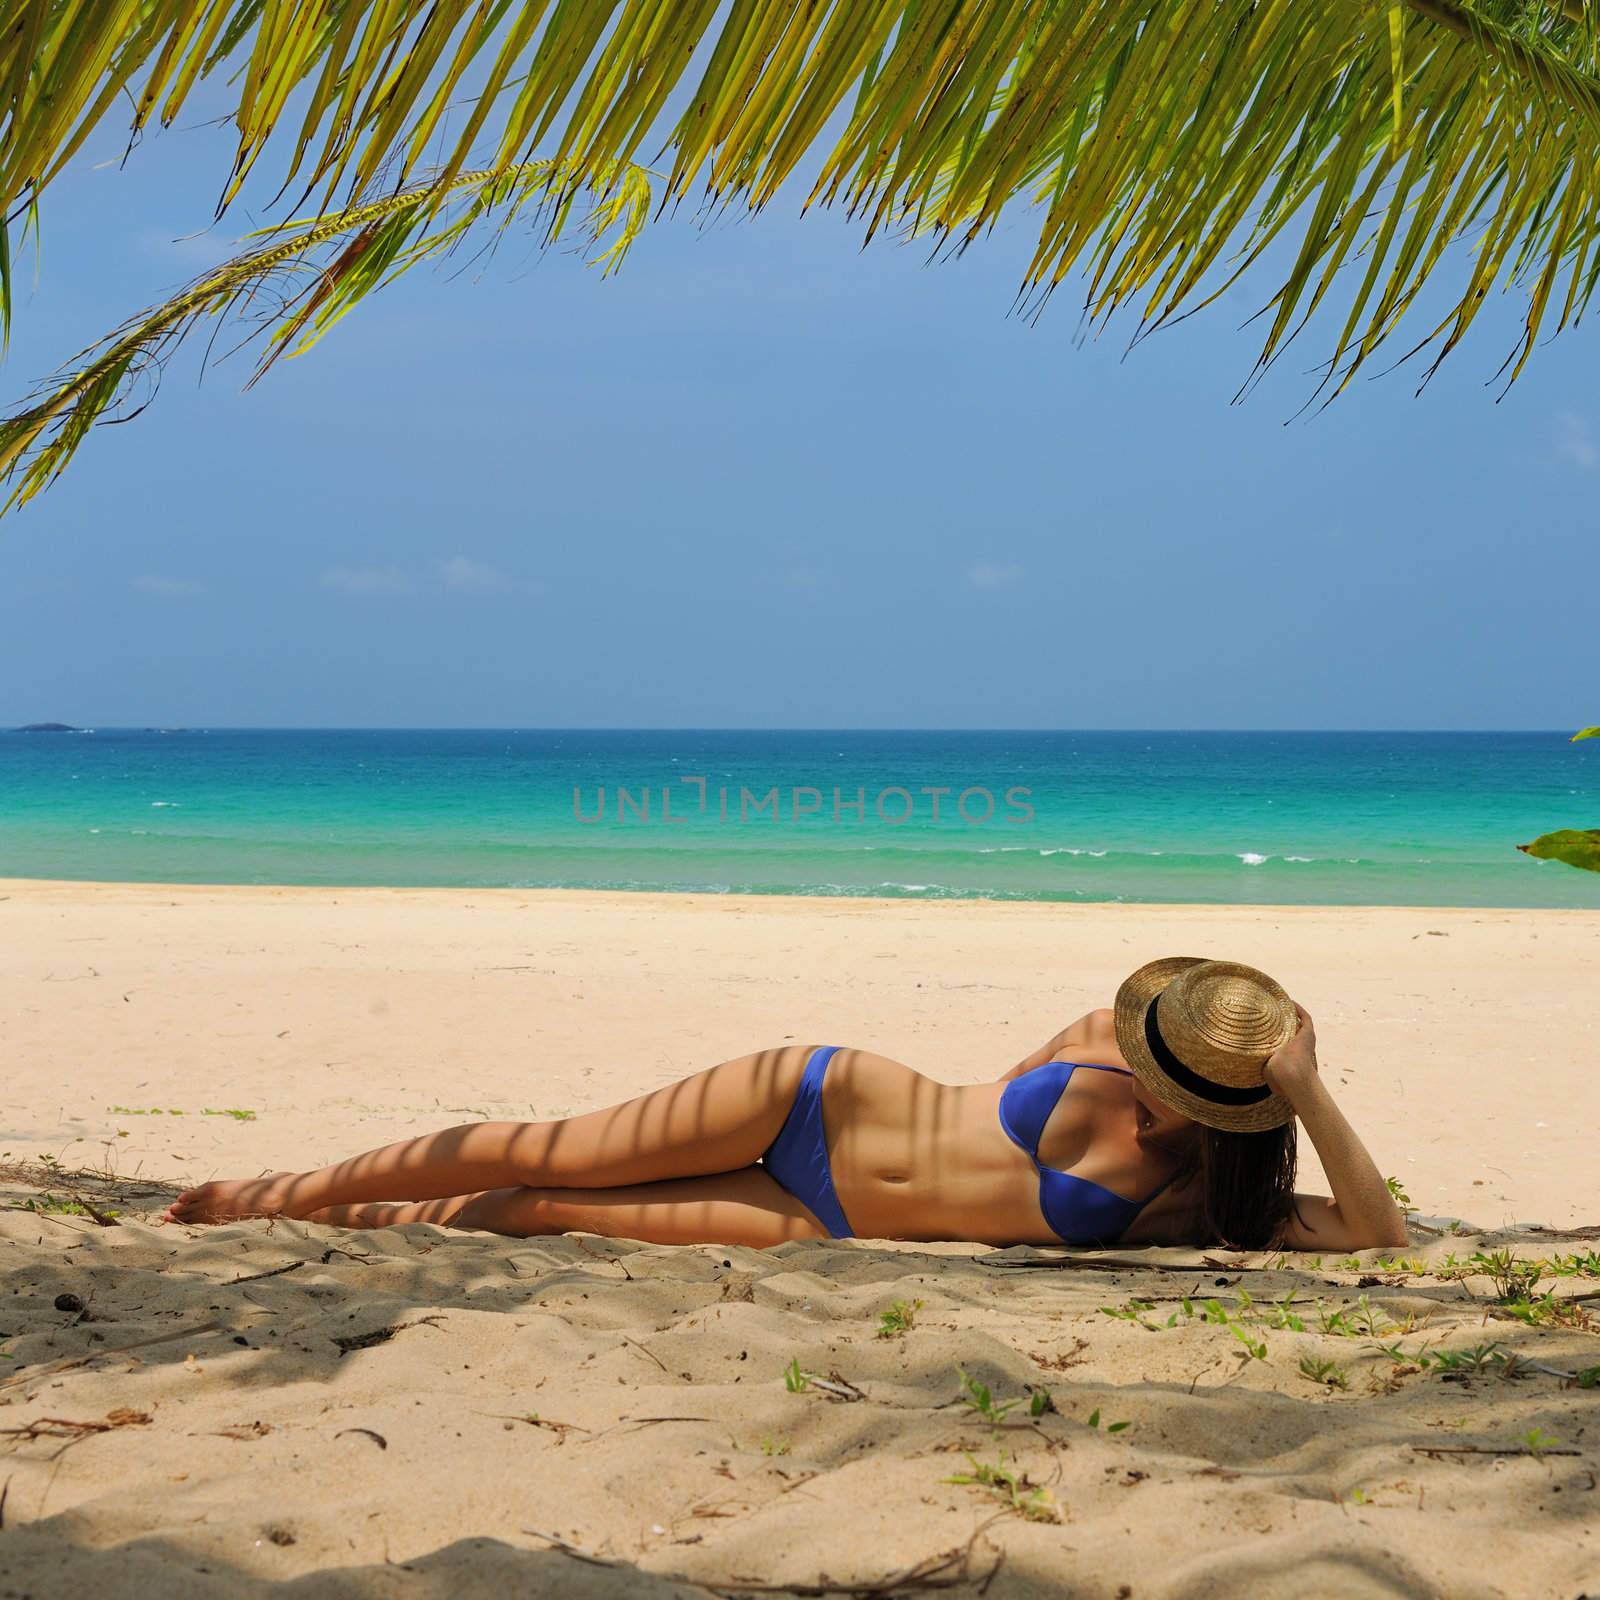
top-left (2, 728), bottom-right (1597, 907)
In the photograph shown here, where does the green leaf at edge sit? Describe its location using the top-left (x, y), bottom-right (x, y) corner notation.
top-left (1517, 829), bottom-right (1600, 872)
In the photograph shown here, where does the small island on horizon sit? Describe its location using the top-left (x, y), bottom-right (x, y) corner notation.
top-left (14, 722), bottom-right (81, 733)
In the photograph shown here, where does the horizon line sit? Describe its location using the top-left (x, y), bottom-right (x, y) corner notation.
top-left (2, 724), bottom-right (1589, 737)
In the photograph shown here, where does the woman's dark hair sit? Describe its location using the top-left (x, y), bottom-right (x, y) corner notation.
top-left (1145, 1120), bottom-right (1299, 1249)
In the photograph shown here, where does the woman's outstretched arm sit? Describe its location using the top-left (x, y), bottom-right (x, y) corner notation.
top-left (1267, 1006), bottom-right (1410, 1251)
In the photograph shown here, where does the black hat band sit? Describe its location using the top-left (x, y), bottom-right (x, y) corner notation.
top-left (1144, 997), bottom-right (1272, 1107)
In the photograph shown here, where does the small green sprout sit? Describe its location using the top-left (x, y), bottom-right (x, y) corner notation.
top-left (942, 1453), bottom-right (1059, 1522)
top-left (19, 1193), bottom-right (117, 1219)
top-left (1429, 1341), bottom-right (1503, 1373)
top-left (782, 1357), bottom-right (811, 1393)
top-left (1385, 1176), bottom-right (1413, 1211)
top-left (1265, 1292), bottom-right (1304, 1332)
top-left (1520, 1427), bottom-right (1559, 1459)
top-left (876, 1298), bottom-right (922, 1339)
top-left (1470, 1247), bottom-right (1544, 1303)
top-left (1086, 1408), bottom-right (1131, 1433)
top-left (1099, 1298), bottom-right (1158, 1327)
top-left (955, 1368), bottom-right (1020, 1428)
top-left (1230, 1324), bottom-right (1268, 1361)
top-left (1298, 1355), bottom-right (1349, 1389)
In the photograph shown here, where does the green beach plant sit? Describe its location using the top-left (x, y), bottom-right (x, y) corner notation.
top-left (955, 1368), bottom-right (1022, 1429)
top-left (1298, 1355), bottom-right (1351, 1389)
top-left (942, 1452), bottom-right (1059, 1522)
top-left (1472, 1247), bottom-right (1546, 1302)
top-left (1085, 1408), bottom-right (1131, 1433)
top-left (10, 0), bottom-right (1600, 510)
top-left (1429, 1340), bottom-right (1504, 1372)
top-left (876, 1299), bottom-right (922, 1339)
top-left (1519, 1426), bottom-right (1560, 1458)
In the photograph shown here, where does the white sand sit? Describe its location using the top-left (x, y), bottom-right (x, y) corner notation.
top-left (1, 880), bottom-right (1597, 1597)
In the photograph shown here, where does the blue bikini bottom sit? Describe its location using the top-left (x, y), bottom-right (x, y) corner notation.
top-left (760, 1045), bottom-right (854, 1238)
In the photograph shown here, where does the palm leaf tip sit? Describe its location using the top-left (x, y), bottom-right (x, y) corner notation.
top-left (1572, 726), bottom-right (1600, 741)
top-left (1518, 828), bottom-right (1600, 870)
top-left (0, 160), bottom-right (651, 515)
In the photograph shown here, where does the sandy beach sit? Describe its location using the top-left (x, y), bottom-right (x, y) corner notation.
top-left (2, 879), bottom-right (1598, 1596)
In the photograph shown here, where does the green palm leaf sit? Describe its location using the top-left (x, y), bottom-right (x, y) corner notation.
top-left (4, 0), bottom-right (1600, 511)
top-left (1518, 828), bottom-right (1600, 870)
top-left (0, 159), bottom-right (651, 513)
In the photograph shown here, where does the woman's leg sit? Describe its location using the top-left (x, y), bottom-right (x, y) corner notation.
top-left (304, 1167), bottom-right (829, 1247)
top-left (165, 1046), bottom-right (815, 1223)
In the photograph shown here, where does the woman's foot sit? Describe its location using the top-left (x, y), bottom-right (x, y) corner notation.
top-left (164, 1173), bottom-right (297, 1224)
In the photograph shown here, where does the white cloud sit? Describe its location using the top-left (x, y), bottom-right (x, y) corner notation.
top-left (968, 560), bottom-right (1024, 590)
top-left (320, 565), bottom-right (417, 597)
top-left (1557, 411), bottom-right (1596, 471)
top-left (132, 574), bottom-right (202, 596)
top-left (437, 556), bottom-right (511, 593)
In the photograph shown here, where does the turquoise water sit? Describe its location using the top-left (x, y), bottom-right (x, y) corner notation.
top-left (2, 729), bottom-right (1597, 906)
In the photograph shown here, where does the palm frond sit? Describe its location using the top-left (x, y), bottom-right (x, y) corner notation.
top-left (4, 0), bottom-right (1600, 404)
top-left (0, 158), bottom-right (651, 513)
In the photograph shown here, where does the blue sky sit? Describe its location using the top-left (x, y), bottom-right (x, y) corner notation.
top-left (0, 105), bottom-right (1595, 730)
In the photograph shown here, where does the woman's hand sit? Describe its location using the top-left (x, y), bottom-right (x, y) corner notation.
top-left (1263, 1003), bottom-right (1318, 1099)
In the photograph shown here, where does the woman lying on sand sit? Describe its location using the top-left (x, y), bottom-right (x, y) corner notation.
top-left (166, 957), bottom-right (1409, 1251)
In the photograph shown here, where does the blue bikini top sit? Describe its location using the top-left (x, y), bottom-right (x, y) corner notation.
top-left (998, 1061), bottom-right (1173, 1244)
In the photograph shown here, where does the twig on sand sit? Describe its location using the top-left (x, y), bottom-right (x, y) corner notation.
top-left (621, 1335), bottom-right (669, 1372)
top-left (521, 1528), bottom-right (620, 1569)
top-left (978, 1252), bottom-right (1285, 1275)
top-left (0, 1407), bottom-right (150, 1442)
top-left (806, 1372), bottom-right (868, 1403)
top-left (0, 1321), bottom-right (227, 1392)
top-left (523, 1514), bottom-right (1005, 1597)
top-left (572, 1236), bottom-right (634, 1279)
top-left (226, 1259), bottom-right (306, 1286)
top-left (0, 1407), bottom-right (151, 1462)
top-left (978, 1253), bottom-right (1176, 1273)
top-left (1410, 1443), bottom-right (1581, 1459)
top-left (483, 1411), bottom-right (591, 1437)
top-left (579, 1415), bottom-right (717, 1443)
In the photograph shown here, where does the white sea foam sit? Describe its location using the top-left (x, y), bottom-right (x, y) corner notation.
top-left (1237, 852), bottom-right (1269, 866)
top-left (1285, 855), bottom-right (1313, 862)
top-left (151, 800), bottom-right (180, 808)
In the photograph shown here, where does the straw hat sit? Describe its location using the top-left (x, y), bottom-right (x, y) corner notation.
top-left (1112, 957), bottom-right (1300, 1133)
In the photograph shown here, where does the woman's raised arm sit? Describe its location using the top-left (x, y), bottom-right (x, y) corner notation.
top-left (1267, 1005), bottom-right (1410, 1251)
